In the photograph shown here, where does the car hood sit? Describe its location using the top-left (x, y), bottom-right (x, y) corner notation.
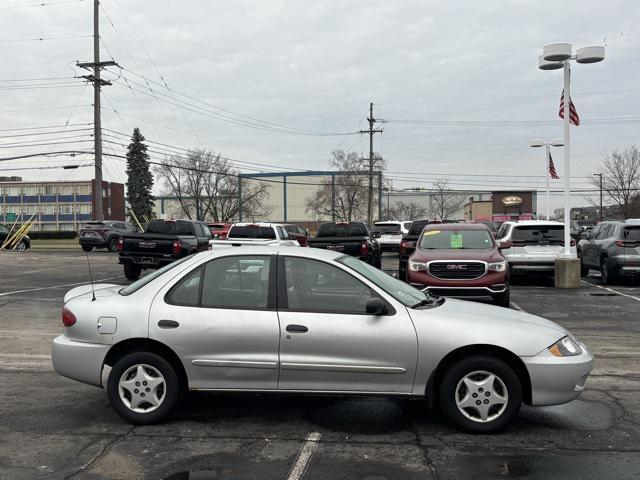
top-left (409, 298), bottom-right (568, 357)
top-left (64, 283), bottom-right (122, 303)
top-left (411, 248), bottom-right (503, 262)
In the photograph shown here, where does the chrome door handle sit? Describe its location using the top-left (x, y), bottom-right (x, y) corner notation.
top-left (158, 319), bottom-right (179, 329)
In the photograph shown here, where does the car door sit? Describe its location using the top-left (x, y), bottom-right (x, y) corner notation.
top-left (582, 224), bottom-right (600, 266)
top-left (276, 255), bottom-right (418, 393)
top-left (591, 224), bottom-right (610, 266)
top-left (149, 254), bottom-right (280, 390)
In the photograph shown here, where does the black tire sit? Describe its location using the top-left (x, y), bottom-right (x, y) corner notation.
top-left (107, 351), bottom-right (180, 425)
top-left (107, 237), bottom-right (119, 252)
top-left (81, 245), bottom-right (93, 252)
top-left (438, 355), bottom-right (522, 433)
top-left (124, 263), bottom-right (142, 281)
top-left (600, 257), bottom-right (616, 285)
top-left (580, 257), bottom-right (589, 277)
top-left (492, 289), bottom-right (510, 308)
top-left (375, 253), bottom-right (382, 269)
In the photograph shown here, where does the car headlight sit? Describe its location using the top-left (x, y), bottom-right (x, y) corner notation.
top-left (488, 260), bottom-right (507, 272)
top-left (548, 336), bottom-right (583, 357)
top-left (409, 260), bottom-right (427, 272)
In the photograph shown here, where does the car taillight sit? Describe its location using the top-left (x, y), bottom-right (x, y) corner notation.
top-left (499, 240), bottom-right (512, 249)
top-left (117, 238), bottom-right (124, 251)
top-left (400, 240), bottom-right (415, 252)
top-left (615, 240), bottom-right (625, 247)
top-left (570, 239), bottom-right (576, 247)
top-left (360, 243), bottom-right (369, 255)
top-left (62, 306), bottom-right (76, 327)
top-left (172, 240), bottom-right (182, 255)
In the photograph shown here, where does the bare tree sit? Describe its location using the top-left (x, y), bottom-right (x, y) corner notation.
top-left (591, 146), bottom-right (640, 219)
top-left (305, 150), bottom-right (383, 221)
top-left (388, 201), bottom-right (428, 220)
top-left (428, 180), bottom-right (467, 221)
top-left (155, 149), bottom-right (270, 221)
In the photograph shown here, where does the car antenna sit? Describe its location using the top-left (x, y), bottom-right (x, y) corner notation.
top-left (85, 250), bottom-right (96, 301)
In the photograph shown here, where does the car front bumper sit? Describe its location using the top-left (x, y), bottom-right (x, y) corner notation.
top-left (522, 348), bottom-right (593, 406)
top-left (52, 335), bottom-right (110, 387)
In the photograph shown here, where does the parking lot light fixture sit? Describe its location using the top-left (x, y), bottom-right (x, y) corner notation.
top-left (539, 42), bottom-right (604, 255)
top-left (530, 139), bottom-right (564, 220)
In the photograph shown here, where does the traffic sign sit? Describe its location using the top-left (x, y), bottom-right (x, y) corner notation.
top-left (6, 212), bottom-right (16, 222)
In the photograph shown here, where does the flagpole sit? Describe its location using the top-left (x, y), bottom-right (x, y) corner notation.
top-left (562, 61), bottom-right (571, 256)
top-left (545, 144), bottom-right (551, 220)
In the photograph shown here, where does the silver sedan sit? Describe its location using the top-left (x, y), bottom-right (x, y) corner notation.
top-left (52, 247), bottom-right (592, 432)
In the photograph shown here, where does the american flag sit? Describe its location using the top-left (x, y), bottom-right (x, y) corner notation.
top-left (559, 89), bottom-right (580, 126)
top-left (548, 151), bottom-right (560, 179)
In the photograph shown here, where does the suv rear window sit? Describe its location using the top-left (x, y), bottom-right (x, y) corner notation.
top-left (317, 223), bottom-right (367, 237)
top-left (228, 226), bottom-right (277, 239)
top-left (373, 224), bottom-right (401, 234)
top-left (623, 227), bottom-right (640, 241)
top-left (512, 225), bottom-right (564, 244)
top-left (146, 220), bottom-right (193, 235)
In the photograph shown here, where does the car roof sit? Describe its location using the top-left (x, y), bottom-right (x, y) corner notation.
top-left (205, 245), bottom-right (342, 260)
top-left (424, 223), bottom-right (489, 231)
top-left (503, 220), bottom-right (564, 227)
top-left (231, 222), bottom-right (281, 228)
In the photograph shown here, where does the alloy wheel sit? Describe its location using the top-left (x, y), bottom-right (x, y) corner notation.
top-left (455, 370), bottom-right (509, 423)
top-left (118, 364), bottom-right (166, 413)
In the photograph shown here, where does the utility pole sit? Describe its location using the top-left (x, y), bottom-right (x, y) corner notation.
top-left (594, 173), bottom-right (603, 222)
top-left (360, 102), bottom-right (383, 226)
top-left (77, 0), bottom-right (118, 221)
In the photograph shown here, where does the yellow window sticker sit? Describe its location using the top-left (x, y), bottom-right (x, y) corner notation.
top-left (423, 230), bottom-right (440, 236)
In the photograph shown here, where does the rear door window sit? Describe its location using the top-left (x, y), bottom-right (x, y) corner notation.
top-left (623, 227), bottom-right (640, 242)
top-left (512, 225), bottom-right (564, 245)
top-left (201, 256), bottom-right (272, 309)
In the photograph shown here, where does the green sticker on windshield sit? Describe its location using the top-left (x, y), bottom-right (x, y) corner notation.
top-left (450, 233), bottom-right (463, 248)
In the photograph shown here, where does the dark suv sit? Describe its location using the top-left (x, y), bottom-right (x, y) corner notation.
top-left (79, 221), bottom-right (138, 252)
top-left (578, 220), bottom-right (640, 284)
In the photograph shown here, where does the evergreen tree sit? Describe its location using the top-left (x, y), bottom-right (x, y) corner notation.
top-left (125, 128), bottom-right (154, 223)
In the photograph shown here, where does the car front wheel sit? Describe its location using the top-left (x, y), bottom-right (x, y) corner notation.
top-left (600, 257), bottom-right (616, 285)
top-left (492, 289), bottom-right (510, 308)
top-left (107, 352), bottom-right (180, 424)
top-left (108, 237), bottom-right (119, 252)
top-left (439, 355), bottom-right (522, 433)
top-left (81, 245), bottom-right (93, 252)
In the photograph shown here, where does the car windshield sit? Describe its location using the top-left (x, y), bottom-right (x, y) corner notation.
top-left (229, 226), bottom-right (277, 239)
top-left (338, 255), bottom-right (438, 308)
top-left (373, 224), bottom-right (401, 234)
top-left (119, 256), bottom-right (194, 296)
top-left (419, 229), bottom-right (493, 249)
top-left (146, 220), bottom-right (193, 235)
top-left (317, 223), bottom-right (367, 237)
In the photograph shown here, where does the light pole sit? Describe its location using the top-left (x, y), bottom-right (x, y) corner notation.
top-left (538, 43), bottom-right (604, 256)
top-left (530, 139), bottom-right (564, 220)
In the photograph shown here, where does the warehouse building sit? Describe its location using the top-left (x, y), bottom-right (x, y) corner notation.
top-left (0, 177), bottom-right (125, 231)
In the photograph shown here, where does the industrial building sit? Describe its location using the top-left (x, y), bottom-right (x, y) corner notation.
top-left (0, 177), bottom-right (125, 231)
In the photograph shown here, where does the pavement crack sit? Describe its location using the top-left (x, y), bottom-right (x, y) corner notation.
top-left (63, 426), bottom-right (136, 479)
top-left (401, 407), bottom-right (441, 479)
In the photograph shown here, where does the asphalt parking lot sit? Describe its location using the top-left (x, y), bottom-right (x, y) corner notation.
top-left (1, 250), bottom-right (639, 480)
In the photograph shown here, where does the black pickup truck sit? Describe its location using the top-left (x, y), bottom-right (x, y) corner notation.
top-left (307, 221), bottom-right (382, 268)
top-left (118, 219), bottom-right (212, 280)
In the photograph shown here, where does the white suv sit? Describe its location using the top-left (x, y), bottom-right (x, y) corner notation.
top-left (495, 220), bottom-right (576, 275)
top-left (209, 223), bottom-right (299, 248)
top-left (373, 220), bottom-right (412, 252)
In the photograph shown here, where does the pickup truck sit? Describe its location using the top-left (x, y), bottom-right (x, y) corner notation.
top-left (209, 223), bottom-right (299, 248)
top-left (307, 221), bottom-right (382, 268)
top-left (118, 219), bottom-right (212, 280)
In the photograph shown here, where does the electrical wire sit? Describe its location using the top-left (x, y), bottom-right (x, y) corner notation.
top-left (0, 0), bottom-right (86, 9)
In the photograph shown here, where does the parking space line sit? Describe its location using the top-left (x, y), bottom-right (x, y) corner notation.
top-left (286, 431), bottom-right (321, 480)
top-left (0, 276), bottom-right (123, 297)
top-left (581, 280), bottom-right (640, 303)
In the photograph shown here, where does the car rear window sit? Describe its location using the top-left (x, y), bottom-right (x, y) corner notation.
top-left (317, 223), bottom-right (368, 237)
top-left (228, 226), bottom-right (277, 239)
top-left (373, 224), bottom-right (401, 234)
top-left (623, 227), bottom-right (640, 241)
top-left (407, 220), bottom-right (430, 236)
top-left (419, 229), bottom-right (493, 249)
top-left (146, 220), bottom-right (193, 235)
top-left (512, 225), bottom-right (564, 244)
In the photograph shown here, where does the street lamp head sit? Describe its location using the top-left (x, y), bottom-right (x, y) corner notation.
top-left (551, 139), bottom-right (565, 147)
top-left (576, 45), bottom-right (605, 64)
top-left (543, 43), bottom-right (572, 61)
top-left (538, 55), bottom-right (563, 70)
top-left (530, 139), bottom-right (545, 148)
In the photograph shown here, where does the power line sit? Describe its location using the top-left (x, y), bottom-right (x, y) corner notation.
top-left (0, 128), bottom-right (92, 139)
top-left (0, 0), bottom-right (86, 9)
top-left (0, 35), bottom-right (92, 43)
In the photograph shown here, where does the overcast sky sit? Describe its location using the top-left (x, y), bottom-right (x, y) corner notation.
top-left (1, 0), bottom-right (639, 211)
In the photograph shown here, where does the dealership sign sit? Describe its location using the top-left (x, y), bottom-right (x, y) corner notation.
top-left (501, 196), bottom-right (523, 207)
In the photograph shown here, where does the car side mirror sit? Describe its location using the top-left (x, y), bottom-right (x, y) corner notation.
top-left (366, 297), bottom-right (387, 315)
top-left (373, 231), bottom-right (381, 238)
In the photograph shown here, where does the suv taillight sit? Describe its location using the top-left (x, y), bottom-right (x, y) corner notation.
top-left (570, 239), bottom-right (576, 247)
top-left (172, 240), bottom-right (182, 255)
top-left (62, 306), bottom-right (76, 327)
top-left (117, 238), bottom-right (124, 251)
top-left (615, 240), bottom-right (625, 247)
top-left (360, 243), bottom-right (369, 255)
top-left (400, 240), bottom-right (415, 253)
top-left (499, 240), bottom-right (512, 249)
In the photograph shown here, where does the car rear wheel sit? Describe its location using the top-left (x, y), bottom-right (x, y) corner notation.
top-left (107, 352), bottom-right (180, 425)
top-left (107, 237), bottom-right (119, 252)
top-left (438, 355), bottom-right (522, 433)
top-left (492, 289), bottom-right (510, 308)
top-left (579, 255), bottom-right (589, 277)
top-left (600, 257), bottom-right (616, 285)
top-left (15, 240), bottom-right (28, 252)
top-left (81, 245), bottom-right (93, 252)
top-left (124, 264), bottom-right (142, 281)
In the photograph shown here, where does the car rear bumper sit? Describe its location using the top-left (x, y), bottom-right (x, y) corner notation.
top-left (522, 349), bottom-right (593, 406)
top-left (119, 253), bottom-right (176, 269)
top-left (52, 335), bottom-right (110, 387)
